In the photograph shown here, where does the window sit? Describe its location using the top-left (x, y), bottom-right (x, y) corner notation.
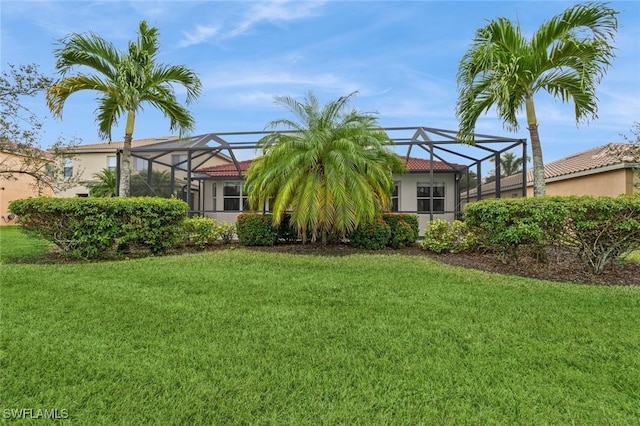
top-left (134, 157), bottom-right (148, 173)
top-left (417, 182), bottom-right (445, 213)
top-left (223, 182), bottom-right (248, 211)
top-left (107, 156), bottom-right (117, 172)
top-left (63, 158), bottom-right (73, 178)
top-left (391, 182), bottom-right (399, 212)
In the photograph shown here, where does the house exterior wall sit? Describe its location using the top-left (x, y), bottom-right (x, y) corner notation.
top-left (200, 171), bottom-right (458, 236)
top-left (57, 150), bottom-right (231, 197)
top-left (544, 168), bottom-right (635, 197)
top-left (461, 167), bottom-right (638, 209)
top-left (0, 151), bottom-right (53, 226)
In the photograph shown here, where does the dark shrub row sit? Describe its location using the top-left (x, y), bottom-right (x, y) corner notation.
top-left (235, 213), bottom-right (420, 249)
top-left (9, 197), bottom-right (188, 258)
top-left (462, 195), bottom-right (640, 274)
top-left (349, 214), bottom-right (419, 250)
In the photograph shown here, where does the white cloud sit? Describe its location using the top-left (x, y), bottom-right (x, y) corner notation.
top-left (229, 0), bottom-right (325, 38)
top-left (179, 25), bottom-right (220, 48)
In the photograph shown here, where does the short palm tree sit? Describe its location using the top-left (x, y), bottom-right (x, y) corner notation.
top-left (131, 170), bottom-right (173, 198)
top-left (486, 151), bottom-right (528, 182)
top-left (46, 21), bottom-right (201, 197)
top-left (456, 2), bottom-right (618, 196)
top-left (245, 92), bottom-right (406, 244)
top-left (87, 168), bottom-right (116, 197)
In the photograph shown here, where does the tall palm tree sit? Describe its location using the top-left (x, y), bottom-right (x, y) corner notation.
top-left (87, 168), bottom-right (116, 197)
top-left (46, 21), bottom-right (201, 197)
top-left (244, 91), bottom-right (406, 244)
top-left (456, 2), bottom-right (618, 196)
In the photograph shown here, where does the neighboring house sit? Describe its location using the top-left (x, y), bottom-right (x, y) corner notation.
top-left (0, 144), bottom-right (54, 226)
top-left (463, 143), bottom-right (639, 202)
top-left (194, 156), bottom-right (466, 235)
top-left (57, 137), bottom-right (233, 209)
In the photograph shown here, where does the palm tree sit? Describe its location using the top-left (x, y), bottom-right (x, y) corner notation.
top-left (244, 91), bottom-right (406, 244)
top-left (485, 151), bottom-right (528, 183)
top-left (46, 21), bottom-right (201, 197)
top-left (87, 168), bottom-right (116, 197)
top-left (456, 2), bottom-right (618, 196)
top-left (131, 170), bottom-right (173, 198)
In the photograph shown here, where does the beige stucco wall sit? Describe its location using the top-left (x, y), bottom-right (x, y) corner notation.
top-left (57, 150), bottom-right (231, 197)
top-left (544, 168), bottom-right (635, 197)
top-left (0, 152), bottom-right (53, 226)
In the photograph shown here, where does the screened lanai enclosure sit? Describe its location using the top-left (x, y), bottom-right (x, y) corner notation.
top-left (120, 126), bottom-right (526, 231)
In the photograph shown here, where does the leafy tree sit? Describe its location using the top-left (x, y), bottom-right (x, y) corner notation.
top-left (244, 91), bottom-right (406, 244)
top-left (1, 64), bottom-right (80, 193)
top-left (617, 121), bottom-right (640, 189)
top-left (456, 2), bottom-right (618, 196)
top-left (46, 21), bottom-right (202, 197)
top-left (87, 168), bottom-right (116, 197)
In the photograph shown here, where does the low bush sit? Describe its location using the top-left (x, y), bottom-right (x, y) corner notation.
top-left (236, 214), bottom-right (277, 246)
top-left (183, 217), bottom-right (221, 249)
top-left (383, 214), bottom-right (419, 248)
top-left (349, 219), bottom-right (392, 250)
top-left (218, 222), bottom-right (236, 244)
top-left (9, 197), bottom-right (188, 258)
top-left (463, 197), bottom-right (569, 260)
top-left (421, 219), bottom-right (477, 253)
top-left (463, 196), bottom-right (640, 274)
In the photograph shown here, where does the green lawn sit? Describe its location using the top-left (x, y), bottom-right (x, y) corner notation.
top-left (1, 228), bottom-right (639, 424)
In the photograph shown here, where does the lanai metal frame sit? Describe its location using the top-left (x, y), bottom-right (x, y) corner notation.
top-left (121, 126), bottom-right (527, 219)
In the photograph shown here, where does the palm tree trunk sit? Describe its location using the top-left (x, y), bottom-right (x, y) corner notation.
top-left (525, 96), bottom-right (546, 197)
top-left (118, 112), bottom-right (136, 197)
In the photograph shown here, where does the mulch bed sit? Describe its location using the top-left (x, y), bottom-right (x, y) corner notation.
top-left (242, 243), bottom-right (640, 287)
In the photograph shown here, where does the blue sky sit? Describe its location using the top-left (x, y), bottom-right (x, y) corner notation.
top-left (2, 0), bottom-right (639, 164)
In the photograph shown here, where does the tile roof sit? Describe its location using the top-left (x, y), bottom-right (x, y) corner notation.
top-left (465, 143), bottom-right (639, 196)
top-left (195, 156), bottom-right (463, 177)
top-left (544, 143), bottom-right (636, 178)
top-left (196, 160), bottom-right (253, 177)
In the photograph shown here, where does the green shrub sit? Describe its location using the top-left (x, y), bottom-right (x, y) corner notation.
top-left (383, 213), bottom-right (419, 243)
top-left (463, 197), bottom-right (569, 260)
top-left (218, 222), bottom-right (236, 244)
top-left (389, 220), bottom-right (415, 249)
top-left (560, 195), bottom-right (640, 274)
top-left (349, 219), bottom-right (391, 250)
top-left (183, 217), bottom-right (221, 249)
top-left (421, 219), bottom-right (477, 253)
top-left (236, 214), bottom-right (277, 246)
top-left (463, 196), bottom-right (640, 274)
top-left (9, 197), bottom-right (188, 258)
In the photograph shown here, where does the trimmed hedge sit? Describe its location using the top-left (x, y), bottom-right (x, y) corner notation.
top-left (421, 219), bottom-right (478, 254)
top-left (236, 214), bottom-right (277, 246)
top-left (349, 219), bottom-right (392, 250)
top-left (463, 196), bottom-right (640, 274)
top-left (383, 213), bottom-right (419, 248)
top-left (9, 197), bottom-right (188, 258)
top-left (182, 217), bottom-right (236, 248)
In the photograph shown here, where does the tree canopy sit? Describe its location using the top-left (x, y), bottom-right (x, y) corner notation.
top-left (1, 64), bottom-right (79, 194)
top-left (244, 92), bottom-right (406, 244)
top-left (456, 2), bottom-right (618, 196)
top-left (46, 21), bottom-right (202, 197)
